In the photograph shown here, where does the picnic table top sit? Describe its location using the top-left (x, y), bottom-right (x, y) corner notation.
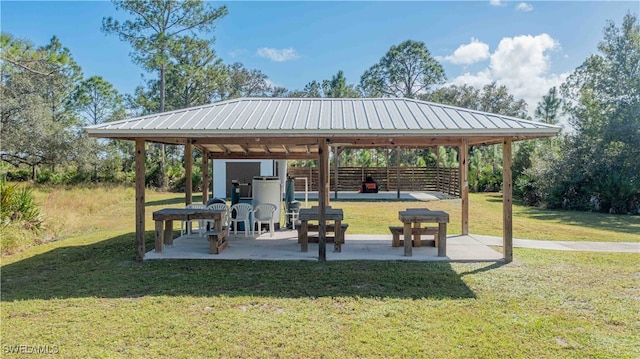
top-left (152, 208), bottom-right (225, 221)
top-left (398, 208), bottom-right (449, 223)
top-left (298, 206), bottom-right (344, 221)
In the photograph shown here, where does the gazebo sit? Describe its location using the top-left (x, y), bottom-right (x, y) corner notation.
top-left (86, 97), bottom-right (560, 262)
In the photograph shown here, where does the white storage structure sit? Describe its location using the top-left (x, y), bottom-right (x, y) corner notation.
top-left (252, 176), bottom-right (281, 230)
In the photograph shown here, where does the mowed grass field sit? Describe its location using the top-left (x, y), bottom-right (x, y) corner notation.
top-left (1, 185), bottom-right (639, 358)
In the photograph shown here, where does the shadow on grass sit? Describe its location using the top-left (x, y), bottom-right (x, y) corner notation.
top-left (1, 232), bottom-right (478, 301)
top-left (483, 193), bottom-right (504, 203)
top-left (145, 195), bottom-right (203, 207)
top-left (477, 193), bottom-right (639, 237)
top-left (458, 262), bottom-right (507, 276)
top-left (521, 206), bottom-right (640, 237)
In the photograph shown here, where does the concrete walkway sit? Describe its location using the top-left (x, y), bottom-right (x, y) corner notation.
top-left (471, 234), bottom-right (640, 253)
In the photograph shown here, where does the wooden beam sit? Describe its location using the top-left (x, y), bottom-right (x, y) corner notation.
top-left (208, 152), bottom-right (319, 160)
top-left (460, 138), bottom-right (469, 235)
top-left (134, 139), bottom-right (146, 262)
top-left (185, 141), bottom-right (193, 205)
top-left (318, 140), bottom-right (329, 262)
top-left (329, 136), bottom-right (464, 147)
top-left (192, 137), bottom-right (320, 146)
top-left (89, 133), bottom-right (557, 150)
top-left (201, 149), bottom-right (209, 204)
top-left (503, 137), bottom-right (513, 262)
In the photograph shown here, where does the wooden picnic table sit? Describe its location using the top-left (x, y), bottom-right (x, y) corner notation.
top-left (152, 208), bottom-right (226, 253)
top-left (298, 206), bottom-right (345, 252)
top-left (398, 208), bottom-right (449, 257)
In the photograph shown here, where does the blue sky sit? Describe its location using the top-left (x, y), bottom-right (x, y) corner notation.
top-left (1, 1), bottom-right (637, 116)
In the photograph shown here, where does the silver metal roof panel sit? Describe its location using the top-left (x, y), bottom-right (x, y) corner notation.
top-left (87, 97), bottom-right (560, 137)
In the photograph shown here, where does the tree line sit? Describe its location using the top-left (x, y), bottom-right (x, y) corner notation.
top-left (1, 1), bottom-right (638, 215)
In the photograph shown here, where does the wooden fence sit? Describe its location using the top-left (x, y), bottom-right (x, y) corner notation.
top-left (287, 166), bottom-right (460, 197)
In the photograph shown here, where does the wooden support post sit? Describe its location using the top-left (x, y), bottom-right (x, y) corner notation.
top-left (385, 150), bottom-right (390, 192)
top-left (435, 146), bottom-right (440, 192)
top-left (325, 144), bottom-right (331, 206)
top-left (134, 139), bottom-right (146, 262)
top-left (503, 137), bottom-right (513, 262)
top-left (460, 139), bottom-right (469, 235)
top-left (201, 149), bottom-right (209, 204)
top-left (333, 146), bottom-right (339, 200)
top-left (318, 140), bottom-right (329, 262)
top-left (185, 140), bottom-right (192, 205)
top-left (396, 147), bottom-right (401, 199)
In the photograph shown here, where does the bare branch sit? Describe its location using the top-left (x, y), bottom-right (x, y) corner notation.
top-left (0, 56), bottom-right (55, 77)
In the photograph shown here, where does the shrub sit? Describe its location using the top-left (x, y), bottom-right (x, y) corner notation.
top-left (515, 174), bottom-right (542, 207)
top-left (594, 172), bottom-right (639, 214)
top-left (1, 178), bottom-right (45, 254)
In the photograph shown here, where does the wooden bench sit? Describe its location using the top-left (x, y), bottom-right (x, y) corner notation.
top-left (297, 223), bottom-right (349, 252)
top-left (204, 228), bottom-right (228, 254)
top-left (389, 226), bottom-right (438, 247)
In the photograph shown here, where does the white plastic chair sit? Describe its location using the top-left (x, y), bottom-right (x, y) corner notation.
top-left (252, 203), bottom-right (277, 237)
top-left (206, 203), bottom-right (229, 231)
top-left (229, 203), bottom-right (253, 236)
top-left (181, 203), bottom-right (207, 236)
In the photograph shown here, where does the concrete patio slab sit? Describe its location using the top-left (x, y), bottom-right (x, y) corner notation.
top-left (145, 230), bottom-right (504, 262)
top-left (294, 191), bottom-right (456, 202)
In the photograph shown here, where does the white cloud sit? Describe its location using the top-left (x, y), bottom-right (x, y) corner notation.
top-left (229, 49), bottom-right (247, 59)
top-left (516, 2), bottom-right (533, 12)
top-left (448, 34), bottom-right (568, 117)
top-left (443, 38), bottom-right (490, 65)
top-left (489, 0), bottom-right (506, 7)
top-left (256, 47), bottom-right (299, 62)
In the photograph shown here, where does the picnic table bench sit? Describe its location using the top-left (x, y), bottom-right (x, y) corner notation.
top-left (297, 223), bottom-right (349, 251)
top-left (389, 226), bottom-right (438, 247)
top-left (297, 206), bottom-right (347, 252)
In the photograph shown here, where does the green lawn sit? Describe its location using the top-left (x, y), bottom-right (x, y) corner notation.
top-left (1, 185), bottom-right (639, 357)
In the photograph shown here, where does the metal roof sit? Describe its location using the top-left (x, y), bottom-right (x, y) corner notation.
top-left (86, 97), bottom-right (560, 159)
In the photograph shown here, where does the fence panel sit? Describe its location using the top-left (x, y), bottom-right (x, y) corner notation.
top-left (287, 166), bottom-right (460, 197)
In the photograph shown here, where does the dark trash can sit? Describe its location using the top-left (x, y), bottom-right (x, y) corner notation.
top-left (286, 200), bottom-right (302, 229)
top-left (206, 197), bottom-right (226, 206)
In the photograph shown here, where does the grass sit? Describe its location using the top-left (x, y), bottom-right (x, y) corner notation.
top-left (1, 185), bottom-right (639, 357)
top-left (335, 193), bottom-right (640, 241)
